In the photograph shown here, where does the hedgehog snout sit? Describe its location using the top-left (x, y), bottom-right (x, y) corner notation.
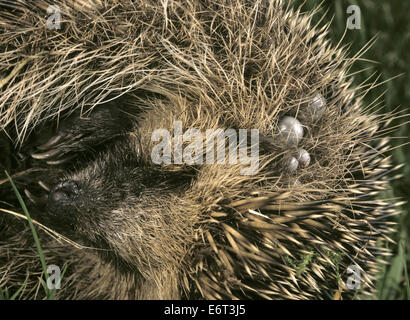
top-left (48, 180), bottom-right (81, 210)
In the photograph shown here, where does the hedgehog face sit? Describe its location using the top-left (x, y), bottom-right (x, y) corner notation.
top-left (33, 134), bottom-right (196, 273)
top-left (43, 139), bottom-right (143, 240)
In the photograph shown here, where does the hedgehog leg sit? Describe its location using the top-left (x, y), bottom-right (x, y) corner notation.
top-left (29, 100), bottom-right (137, 166)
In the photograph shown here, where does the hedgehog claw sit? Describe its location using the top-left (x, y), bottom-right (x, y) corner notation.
top-left (24, 189), bottom-right (36, 204)
top-left (46, 155), bottom-right (76, 166)
top-left (36, 133), bottom-right (66, 151)
top-left (38, 180), bottom-right (50, 192)
top-left (30, 131), bottom-right (78, 165)
top-left (24, 189), bottom-right (47, 205)
top-left (31, 148), bottom-right (62, 160)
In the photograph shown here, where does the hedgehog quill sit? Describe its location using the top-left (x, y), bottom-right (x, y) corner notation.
top-left (0, 0), bottom-right (404, 299)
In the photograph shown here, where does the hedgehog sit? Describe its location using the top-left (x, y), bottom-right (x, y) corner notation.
top-left (0, 0), bottom-right (404, 299)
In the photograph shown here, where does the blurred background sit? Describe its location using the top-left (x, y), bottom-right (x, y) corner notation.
top-left (293, 0), bottom-right (410, 299)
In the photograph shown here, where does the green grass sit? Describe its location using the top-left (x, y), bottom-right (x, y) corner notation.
top-left (0, 274), bottom-right (28, 300)
top-left (1, 171), bottom-right (67, 300)
top-left (292, 0), bottom-right (410, 300)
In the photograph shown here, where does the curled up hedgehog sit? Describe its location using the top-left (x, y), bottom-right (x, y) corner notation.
top-left (0, 0), bottom-right (405, 299)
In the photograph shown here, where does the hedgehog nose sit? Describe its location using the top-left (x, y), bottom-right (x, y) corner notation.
top-left (49, 180), bottom-right (81, 206)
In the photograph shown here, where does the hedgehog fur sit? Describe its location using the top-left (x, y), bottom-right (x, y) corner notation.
top-left (0, 0), bottom-right (404, 299)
